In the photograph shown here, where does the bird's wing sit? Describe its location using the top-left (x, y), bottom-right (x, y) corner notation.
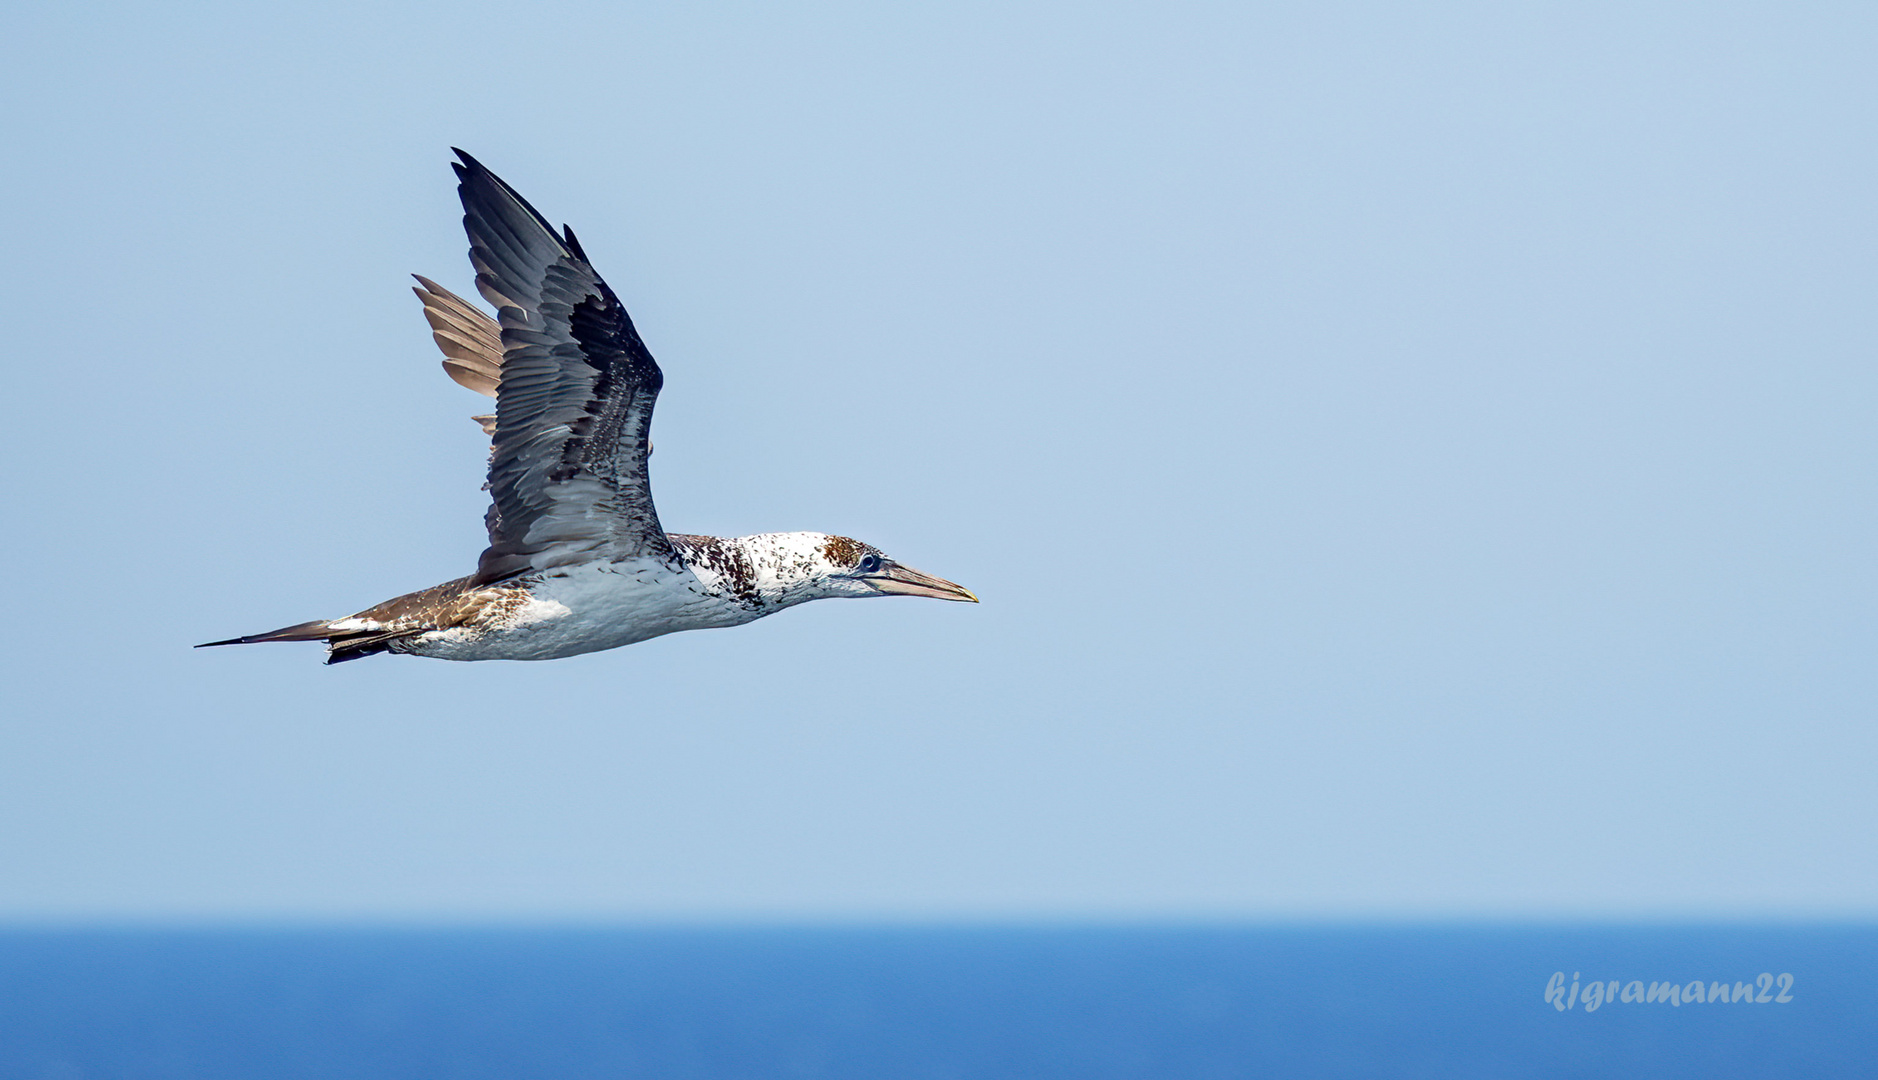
top-left (412, 274), bottom-right (501, 435)
top-left (453, 149), bottom-right (673, 583)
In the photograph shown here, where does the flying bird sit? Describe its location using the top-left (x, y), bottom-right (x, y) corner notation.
top-left (200, 150), bottom-right (975, 663)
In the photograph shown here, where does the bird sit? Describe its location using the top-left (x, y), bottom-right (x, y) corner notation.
top-left (199, 149), bottom-right (976, 664)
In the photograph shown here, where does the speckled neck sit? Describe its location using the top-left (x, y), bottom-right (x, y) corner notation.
top-left (668, 532), bottom-right (845, 611)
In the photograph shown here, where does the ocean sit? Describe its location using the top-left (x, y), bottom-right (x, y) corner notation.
top-left (0, 924), bottom-right (1868, 1078)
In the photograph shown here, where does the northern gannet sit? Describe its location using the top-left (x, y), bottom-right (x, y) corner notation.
top-left (200, 150), bottom-right (975, 663)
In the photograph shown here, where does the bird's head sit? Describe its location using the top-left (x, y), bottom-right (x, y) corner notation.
top-left (808, 534), bottom-right (979, 603)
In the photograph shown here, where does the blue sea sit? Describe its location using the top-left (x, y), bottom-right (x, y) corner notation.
top-left (0, 924), bottom-right (1869, 1078)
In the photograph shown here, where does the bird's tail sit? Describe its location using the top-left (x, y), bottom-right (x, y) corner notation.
top-left (196, 620), bottom-right (409, 664)
top-left (196, 621), bottom-right (335, 648)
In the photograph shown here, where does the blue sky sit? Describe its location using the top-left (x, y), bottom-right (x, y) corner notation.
top-left (3, 1), bottom-right (1876, 921)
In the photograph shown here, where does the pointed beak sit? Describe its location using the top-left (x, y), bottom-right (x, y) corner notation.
top-left (865, 561), bottom-right (979, 602)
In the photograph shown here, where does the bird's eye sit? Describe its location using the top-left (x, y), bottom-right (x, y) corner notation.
top-left (858, 554), bottom-right (882, 574)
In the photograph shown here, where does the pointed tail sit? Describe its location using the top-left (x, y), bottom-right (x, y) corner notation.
top-left (197, 619), bottom-right (413, 664)
top-left (196, 621), bottom-right (335, 648)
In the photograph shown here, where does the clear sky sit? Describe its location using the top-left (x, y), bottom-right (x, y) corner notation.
top-left (2, 1), bottom-right (1875, 922)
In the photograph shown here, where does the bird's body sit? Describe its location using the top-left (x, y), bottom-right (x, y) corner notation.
top-left (201, 152), bottom-right (973, 664)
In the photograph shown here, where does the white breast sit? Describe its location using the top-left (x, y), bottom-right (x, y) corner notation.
top-left (402, 558), bottom-right (757, 661)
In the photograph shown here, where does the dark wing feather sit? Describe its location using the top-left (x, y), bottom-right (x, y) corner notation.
top-left (452, 149), bottom-right (674, 582)
top-left (412, 274), bottom-right (501, 435)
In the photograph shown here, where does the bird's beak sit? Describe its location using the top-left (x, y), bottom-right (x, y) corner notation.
top-left (866, 561), bottom-right (979, 602)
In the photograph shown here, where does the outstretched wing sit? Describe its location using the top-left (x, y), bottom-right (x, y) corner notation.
top-left (453, 149), bottom-right (674, 583)
top-left (413, 274), bottom-right (501, 435)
